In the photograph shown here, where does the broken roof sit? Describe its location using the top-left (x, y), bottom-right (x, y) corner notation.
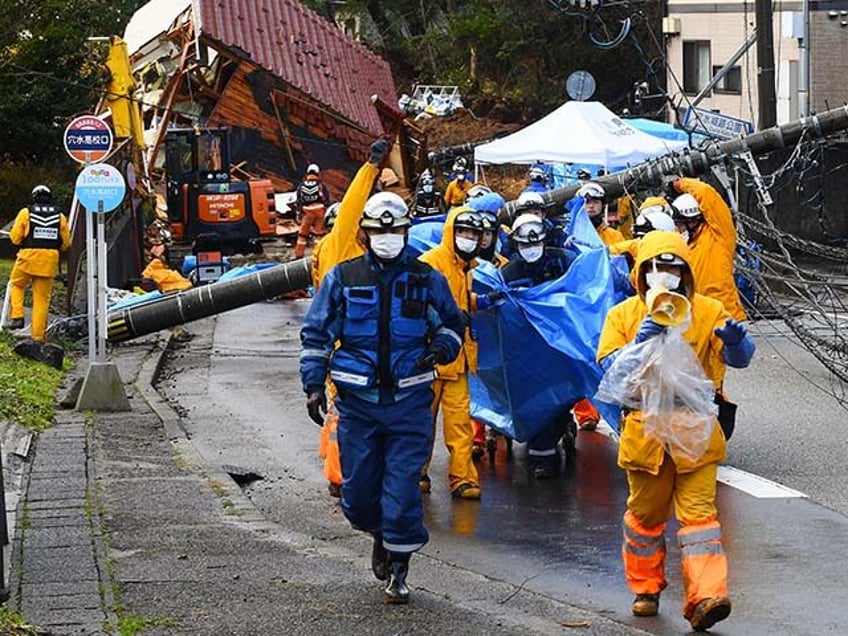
top-left (126, 0), bottom-right (397, 137)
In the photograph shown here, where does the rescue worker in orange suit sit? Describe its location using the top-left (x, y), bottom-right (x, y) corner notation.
top-left (294, 163), bottom-right (332, 259)
top-left (420, 206), bottom-right (495, 499)
top-left (597, 230), bottom-right (755, 631)
top-left (300, 192), bottom-right (464, 604)
top-left (7, 185), bottom-right (71, 339)
top-left (310, 141), bottom-right (390, 498)
top-left (443, 166), bottom-right (473, 208)
top-left (667, 177), bottom-right (746, 321)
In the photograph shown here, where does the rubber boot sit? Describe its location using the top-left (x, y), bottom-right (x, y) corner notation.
top-left (384, 554), bottom-right (410, 604)
top-left (371, 533), bottom-right (388, 581)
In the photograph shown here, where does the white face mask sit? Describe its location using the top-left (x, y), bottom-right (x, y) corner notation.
top-left (519, 244), bottom-right (544, 263)
top-left (455, 236), bottom-right (478, 256)
top-left (369, 233), bottom-right (405, 260)
top-left (646, 271), bottom-right (681, 290)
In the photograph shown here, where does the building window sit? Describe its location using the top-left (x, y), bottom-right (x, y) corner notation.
top-left (683, 41), bottom-right (711, 94)
top-left (713, 65), bottom-right (742, 94)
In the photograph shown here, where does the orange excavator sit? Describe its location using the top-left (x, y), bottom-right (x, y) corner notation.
top-left (163, 127), bottom-right (277, 254)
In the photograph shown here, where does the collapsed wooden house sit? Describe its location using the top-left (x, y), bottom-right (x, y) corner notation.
top-left (124, 0), bottom-right (424, 201)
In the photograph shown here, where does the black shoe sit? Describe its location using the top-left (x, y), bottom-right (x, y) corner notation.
top-left (7, 317), bottom-right (24, 330)
top-left (384, 561), bottom-right (410, 604)
top-left (327, 482), bottom-right (341, 498)
top-left (533, 464), bottom-right (554, 479)
top-left (371, 534), bottom-right (389, 581)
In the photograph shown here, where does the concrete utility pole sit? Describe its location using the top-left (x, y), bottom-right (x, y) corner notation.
top-left (755, 0), bottom-right (778, 128)
top-left (798, 0), bottom-right (811, 116)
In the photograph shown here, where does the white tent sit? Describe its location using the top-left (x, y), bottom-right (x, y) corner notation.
top-left (474, 101), bottom-right (687, 168)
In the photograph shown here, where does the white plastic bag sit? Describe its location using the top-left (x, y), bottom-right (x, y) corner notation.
top-left (596, 328), bottom-right (718, 463)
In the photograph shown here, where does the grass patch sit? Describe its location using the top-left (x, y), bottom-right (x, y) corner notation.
top-left (115, 615), bottom-right (178, 636)
top-left (0, 606), bottom-right (41, 635)
top-left (0, 331), bottom-right (65, 431)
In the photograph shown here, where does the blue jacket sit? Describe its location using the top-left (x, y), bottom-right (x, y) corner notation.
top-left (300, 250), bottom-right (465, 404)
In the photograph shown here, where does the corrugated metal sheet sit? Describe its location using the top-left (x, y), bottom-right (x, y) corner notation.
top-left (198, 0), bottom-right (396, 136)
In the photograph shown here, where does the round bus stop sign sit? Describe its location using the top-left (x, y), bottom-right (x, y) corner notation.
top-left (75, 163), bottom-right (126, 212)
top-left (64, 115), bottom-right (113, 164)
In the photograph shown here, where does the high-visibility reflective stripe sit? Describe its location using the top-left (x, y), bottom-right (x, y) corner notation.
top-left (624, 524), bottom-right (665, 545)
top-left (382, 540), bottom-right (425, 553)
top-left (398, 371), bottom-right (434, 388)
top-left (624, 541), bottom-right (664, 557)
top-left (678, 526), bottom-right (722, 547)
top-left (329, 370), bottom-right (370, 386)
top-left (680, 542), bottom-right (725, 557)
top-left (527, 448), bottom-right (557, 457)
top-left (437, 326), bottom-right (463, 347)
top-left (329, 431), bottom-right (338, 442)
top-left (300, 348), bottom-right (330, 359)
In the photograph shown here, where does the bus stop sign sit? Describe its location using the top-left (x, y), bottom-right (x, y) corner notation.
top-left (64, 115), bottom-right (113, 164)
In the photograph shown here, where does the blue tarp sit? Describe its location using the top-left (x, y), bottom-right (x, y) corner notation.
top-left (406, 208), bottom-right (625, 439)
top-left (468, 208), bottom-right (624, 440)
top-left (626, 117), bottom-right (708, 145)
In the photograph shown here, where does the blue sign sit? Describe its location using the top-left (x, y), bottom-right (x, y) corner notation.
top-left (63, 115), bottom-right (113, 164)
top-left (75, 163), bottom-right (126, 213)
top-left (683, 106), bottom-right (754, 140)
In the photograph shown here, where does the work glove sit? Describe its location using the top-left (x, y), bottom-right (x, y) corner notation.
top-left (714, 318), bottom-right (746, 346)
top-left (416, 342), bottom-right (452, 369)
top-left (369, 139), bottom-right (389, 166)
top-left (634, 316), bottom-right (666, 344)
top-left (475, 290), bottom-right (506, 311)
top-left (306, 389), bottom-right (327, 427)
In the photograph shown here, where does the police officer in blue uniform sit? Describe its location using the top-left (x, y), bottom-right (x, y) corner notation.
top-left (300, 191), bottom-right (465, 604)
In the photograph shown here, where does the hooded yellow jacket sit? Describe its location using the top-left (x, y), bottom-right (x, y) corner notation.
top-left (675, 178), bottom-right (746, 321)
top-left (597, 230), bottom-right (730, 474)
top-left (10, 207), bottom-right (71, 277)
top-left (311, 161), bottom-right (379, 288)
top-left (420, 207), bottom-right (478, 378)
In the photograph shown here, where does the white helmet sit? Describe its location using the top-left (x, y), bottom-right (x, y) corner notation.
top-left (576, 182), bottom-right (605, 202)
top-left (465, 183), bottom-right (492, 202)
top-left (511, 214), bottom-right (547, 244)
top-left (324, 202), bottom-right (341, 229)
top-left (515, 191), bottom-right (546, 215)
top-left (306, 163), bottom-right (320, 175)
top-left (528, 165), bottom-right (547, 183)
top-left (32, 184), bottom-right (52, 201)
top-left (671, 193), bottom-right (701, 219)
top-left (360, 192), bottom-right (410, 229)
top-left (633, 209), bottom-right (675, 238)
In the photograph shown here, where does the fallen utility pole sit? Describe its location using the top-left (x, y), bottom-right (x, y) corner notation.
top-left (501, 104), bottom-right (848, 222)
top-left (107, 259), bottom-right (311, 343)
top-left (106, 106), bottom-right (848, 344)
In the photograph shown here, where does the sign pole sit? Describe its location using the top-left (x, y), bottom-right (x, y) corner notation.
top-left (73, 158), bottom-right (130, 412)
top-left (86, 203), bottom-right (97, 363)
top-left (96, 201), bottom-right (108, 362)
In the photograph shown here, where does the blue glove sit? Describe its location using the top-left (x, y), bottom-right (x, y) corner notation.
top-left (634, 317), bottom-right (666, 344)
top-left (369, 139), bottom-right (389, 165)
top-left (714, 318), bottom-right (746, 346)
top-left (476, 290), bottom-right (505, 311)
top-left (716, 318), bottom-right (756, 368)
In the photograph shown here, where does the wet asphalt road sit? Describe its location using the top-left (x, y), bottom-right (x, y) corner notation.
top-left (158, 299), bottom-right (848, 635)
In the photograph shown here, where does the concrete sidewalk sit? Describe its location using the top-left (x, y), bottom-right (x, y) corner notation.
top-left (6, 326), bottom-right (649, 636)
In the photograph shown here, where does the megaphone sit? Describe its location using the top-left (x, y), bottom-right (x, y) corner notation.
top-left (645, 286), bottom-right (691, 328)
